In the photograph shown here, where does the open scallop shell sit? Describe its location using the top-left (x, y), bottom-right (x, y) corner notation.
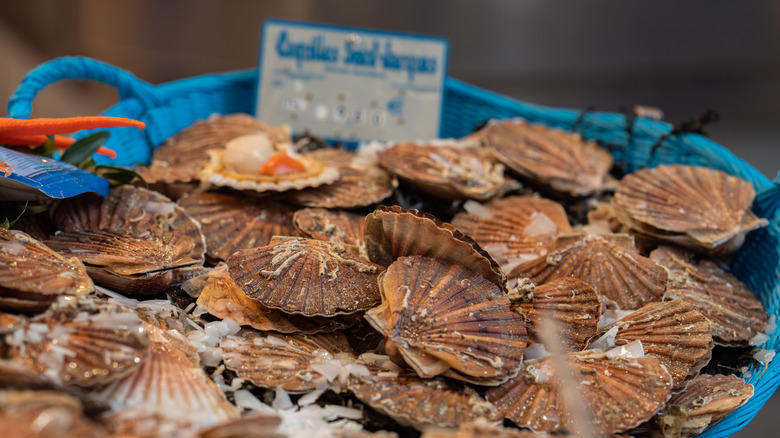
top-left (376, 140), bottom-right (518, 200)
top-left (511, 277), bottom-right (601, 351)
top-left (293, 208), bottom-right (367, 258)
top-left (196, 264), bottom-right (354, 334)
top-left (508, 233), bottom-right (667, 310)
top-left (480, 119), bottom-right (615, 197)
top-left (288, 148), bottom-right (394, 208)
top-left (486, 350), bottom-right (673, 434)
top-left (219, 330), bottom-right (355, 393)
top-left (452, 196), bottom-right (572, 272)
top-left (656, 374), bottom-right (754, 438)
top-left (348, 369), bottom-right (500, 430)
top-left (608, 300), bottom-right (713, 387)
top-left (650, 246), bottom-right (769, 346)
top-left (228, 237), bottom-right (383, 317)
top-left (365, 255), bottom-right (527, 385)
top-left (177, 191), bottom-right (299, 262)
top-left (364, 205), bottom-right (505, 292)
top-left (0, 228), bottom-right (93, 313)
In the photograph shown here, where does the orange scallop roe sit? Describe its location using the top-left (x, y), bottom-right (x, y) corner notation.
top-left (258, 153), bottom-right (306, 176)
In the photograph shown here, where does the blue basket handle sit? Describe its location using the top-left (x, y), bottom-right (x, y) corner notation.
top-left (7, 56), bottom-right (162, 118)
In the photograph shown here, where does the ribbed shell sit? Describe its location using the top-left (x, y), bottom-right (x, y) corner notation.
top-left (611, 300), bottom-right (713, 387)
top-left (481, 119), bottom-right (614, 196)
top-left (420, 421), bottom-right (553, 438)
top-left (177, 191), bottom-right (299, 262)
top-left (376, 141), bottom-right (517, 200)
top-left (364, 205), bottom-right (505, 292)
top-left (196, 264), bottom-right (353, 334)
top-left (293, 208), bottom-right (367, 257)
top-left (0, 228), bottom-right (93, 312)
top-left (656, 374), bottom-right (754, 438)
top-left (0, 390), bottom-right (106, 438)
top-left (228, 237), bottom-right (383, 316)
top-left (452, 196), bottom-right (572, 272)
top-left (348, 370), bottom-right (500, 430)
top-left (513, 277), bottom-right (601, 351)
top-left (486, 351), bottom-right (673, 434)
top-left (365, 256), bottom-right (527, 385)
top-left (508, 233), bottom-right (667, 310)
top-left (288, 149), bottom-right (394, 208)
top-left (650, 246), bottom-right (769, 346)
top-left (219, 331), bottom-right (354, 393)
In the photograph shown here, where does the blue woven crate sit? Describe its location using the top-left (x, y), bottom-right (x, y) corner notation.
top-left (8, 56), bottom-right (780, 436)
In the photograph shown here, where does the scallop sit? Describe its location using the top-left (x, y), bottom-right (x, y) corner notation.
top-left (451, 196), bottom-right (572, 272)
top-left (486, 350), bottom-right (673, 434)
top-left (508, 233), bottom-right (667, 310)
top-left (0, 390), bottom-right (106, 438)
top-left (347, 369), bottom-right (500, 430)
top-left (650, 245), bottom-right (769, 346)
top-left (219, 330), bottom-right (355, 393)
top-left (376, 140), bottom-right (519, 200)
top-left (612, 165), bottom-right (767, 253)
top-left (293, 208), bottom-right (367, 257)
top-left (0, 228), bottom-right (93, 313)
top-left (228, 237), bottom-right (383, 317)
top-left (480, 118), bottom-right (615, 197)
top-left (656, 374), bottom-right (754, 438)
top-left (421, 421), bottom-right (553, 438)
top-left (365, 255), bottom-right (527, 385)
top-left (511, 277), bottom-right (601, 351)
top-left (364, 205), bottom-right (505, 292)
top-left (177, 191), bottom-right (299, 263)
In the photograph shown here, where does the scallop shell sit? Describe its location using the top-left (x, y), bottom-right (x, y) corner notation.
top-left (177, 191), bottom-right (299, 262)
top-left (609, 300), bottom-right (713, 387)
top-left (197, 414), bottom-right (283, 438)
top-left (0, 228), bottom-right (93, 313)
top-left (347, 370), bottom-right (500, 430)
top-left (0, 390), bottom-right (106, 438)
top-left (376, 140), bottom-right (518, 200)
top-left (451, 196), bottom-right (572, 272)
top-left (656, 374), bottom-right (753, 438)
top-left (288, 149), bottom-right (394, 208)
top-left (293, 208), bottom-right (367, 257)
top-left (365, 255), bottom-right (527, 385)
top-left (480, 119), bottom-right (614, 196)
top-left (508, 233), bottom-right (667, 310)
top-left (219, 330), bottom-right (354, 393)
top-left (650, 246), bottom-right (769, 346)
top-left (421, 421), bottom-right (555, 438)
top-left (486, 350), bottom-right (673, 434)
top-left (511, 277), bottom-right (601, 351)
top-left (196, 264), bottom-right (354, 334)
top-left (364, 205), bottom-right (505, 292)
top-left (228, 237), bottom-right (383, 316)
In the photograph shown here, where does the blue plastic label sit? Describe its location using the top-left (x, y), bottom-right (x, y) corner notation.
top-left (256, 20), bottom-right (449, 143)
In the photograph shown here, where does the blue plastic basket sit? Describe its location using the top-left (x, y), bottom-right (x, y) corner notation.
top-left (8, 56), bottom-right (780, 436)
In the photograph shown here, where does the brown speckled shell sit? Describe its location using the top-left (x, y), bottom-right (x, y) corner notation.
top-left (452, 196), bottom-right (572, 272)
top-left (228, 237), bottom-right (383, 316)
top-left (365, 256), bottom-right (527, 385)
top-left (486, 351), bottom-right (673, 434)
top-left (420, 421), bottom-right (552, 438)
top-left (513, 277), bottom-right (601, 351)
top-left (293, 208), bottom-right (367, 258)
top-left (481, 119), bottom-right (614, 196)
top-left (650, 246), bottom-right (769, 346)
top-left (508, 233), bottom-right (667, 310)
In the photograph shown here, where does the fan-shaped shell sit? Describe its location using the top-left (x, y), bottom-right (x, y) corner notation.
top-left (480, 119), bottom-right (614, 196)
top-left (512, 277), bottom-right (601, 351)
top-left (609, 300), bottom-right (713, 387)
top-left (293, 208), bottom-right (367, 257)
top-left (486, 351), bottom-right (673, 434)
top-left (656, 374), bottom-right (753, 438)
top-left (365, 255), bottom-right (527, 385)
top-left (0, 390), bottom-right (106, 438)
top-left (288, 149), bottom-right (394, 208)
top-left (228, 237), bottom-right (383, 316)
top-left (348, 370), bottom-right (500, 430)
top-left (376, 140), bottom-right (518, 200)
top-left (0, 228), bottom-right (93, 312)
top-left (508, 233), bottom-right (667, 310)
top-left (177, 191), bottom-right (299, 262)
top-left (364, 205), bottom-right (505, 291)
top-left (220, 331), bottom-right (354, 393)
top-left (650, 246), bottom-right (768, 346)
top-left (452, 196), bottom-right (572, 272)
